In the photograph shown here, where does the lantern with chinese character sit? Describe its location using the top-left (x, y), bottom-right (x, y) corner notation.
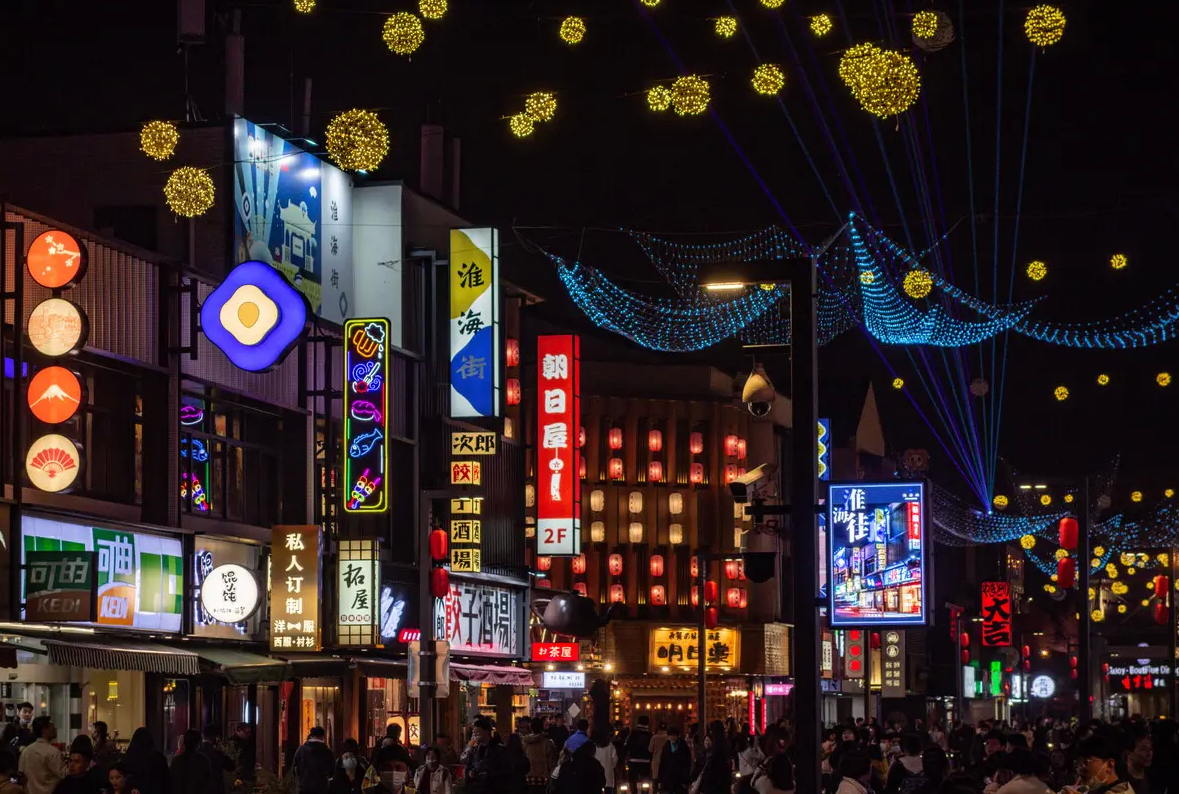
top-left (690, 556), bottom-right (700, 578)
top-left (1058, 516), bottom-right (1079, 551)
top-left (610, 584), bottom-right (625, 603)
top-left (650, 585), bottom-right (666, 605)
top-left (537, 578), bottom-right (551, 589)
top-left (609, 458), bottom-right (624, 480)
top-left (591, 521), bottom-right (606, 543)
top-left (726, 588), bottom-right (741, 608)
top-left (649, 429), bottom-right (663, 452)
top-left (1056, 557), bottom-right (1075, 589)
top-left (573, 582), bottom-right (588, 596)
top-left (705, 607), bottom-right (718, 629)
top-left (537, 556), bottom-right (552, 572)
top-left (725, 435), bottom-right (739, 456)
top-left (429, 529), bottom-right (448, 561)
top-left (505, 338), bottom-right (521, 367)
top-left (690, 463), bottom-right (705, 484)
top-left (736, 438), bottom-right (747, 460)
top-left (690, 432), bottom-right (704, 454)
top-left (609, 554), bottom-right (624, 576)
top-left (572, 553), bottom-right (587, 575)
top-left (669, 524), bottom-right (683, 545)
top-left (609, 428), bottom-right (623, 450)
top-left (629, 522), bottom-right (644, 544)
top-left (668, 493), bottom-right (684, 514)
top-left (691, 586), bottom-right (700, 606)
top-left (725, 559), bottom-right (741, 580)
top-left (578, 426), bottom-right (586, 448)
top-left (506, 378), bottom-right (522, 406)
top-left (590, 489), bottom-right (605, 512)
top-left (705, 581), bottom-right (719, 604)
top-left (724, 465), bottom-right (738, 484)
top-left (648, 462), bottom-right (664, 482)
top-left (650, 555), bottom-right (664, 577)
top-left (430, 567), bottom-right (450, 599)
top-left (629, 491), bottom-right (643, 513)
top-left (739, 590), bottom-right (748, 609)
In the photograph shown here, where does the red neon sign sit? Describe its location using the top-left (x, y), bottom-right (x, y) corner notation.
top-left (536, 335), bottom-right (581, 556)
top-left (532, 642), bottom-right (580, 662)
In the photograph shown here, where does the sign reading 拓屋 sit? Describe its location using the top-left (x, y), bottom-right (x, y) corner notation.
top-left (648, 627), bottom-right (740, 671)
top-left (536, 335), bottom-right (581, 557)
top-left (980, 581), bottom-right (1013, 647)
top-left (451, 432), bottom-right (497, 456)
top-left (270, 526), bottom-right (321, 651)
top-left (450, 228), bottom-right (500, 418)
top-left (450, 460), bottom-right (482, 486)
top-left (24, 551), bottom-right (97, 622)
top-left (434, 580), bottom-right (520, 658)
top-left (338, 539), bottom-right (378, 646)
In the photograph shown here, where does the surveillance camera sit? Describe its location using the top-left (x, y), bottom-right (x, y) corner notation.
top-left (728, 463), bottom-right (778, 503)
top-left (742, 365), bottom-right (775, 417)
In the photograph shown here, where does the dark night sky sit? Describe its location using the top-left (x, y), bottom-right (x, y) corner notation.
top-left (5, 0), bottom-right (1178, 503)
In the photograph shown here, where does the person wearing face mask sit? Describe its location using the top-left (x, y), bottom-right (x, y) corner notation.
top-left (412, 748), bottom-right (454, 794)
top-left (1065, 738), bottom-right (1134, 794)
top-left (13, 705), bottom-right (35, 750)
top-left (659, 727), bottom-right (692, 794)
top-left (329, 753), bottom-right (365, 794)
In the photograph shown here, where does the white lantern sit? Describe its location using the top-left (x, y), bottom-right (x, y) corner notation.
top-left (669, 523), bottom-right (684, 545)
top-left (669, 493), bottom-right (684, 515)
top-left (525, 483), bottom-right (536, 508)
top-left (629, 491), bottom-right (644, 514)
top-left (590, 489), bottom-right (605, 512)
top-left (733, 501), bottom-right (744, 519)
top-left (591, 521), bottom-right (606, 543)
top-left (629, 522), bottom-right (644, 544)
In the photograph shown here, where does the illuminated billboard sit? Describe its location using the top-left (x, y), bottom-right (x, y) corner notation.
top-left (449, 228), bottom-right (500, 417)
top-left (343, 318), bottom-right (389, 513)
top-left (828, 481), bottom-right (928, 627)
top-left (535, 335), bottom-right (580, 556)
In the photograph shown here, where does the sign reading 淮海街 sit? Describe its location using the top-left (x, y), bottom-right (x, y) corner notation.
top-left (449, 228), bottom-right (500, 418)
top-left (20, 516), bottom-right (182, 631)
top-left (25, 551), bottom-right (97, 622)
top-left (648, 627), bottom-right (740, 671)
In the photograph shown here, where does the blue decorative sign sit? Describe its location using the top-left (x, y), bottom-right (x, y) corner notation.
top-left (828, 481), bottom-right (928, 627)
top-left (817, 418), bottom-right (831, 481)
top-left (201, 260), bottom-right (309, 372)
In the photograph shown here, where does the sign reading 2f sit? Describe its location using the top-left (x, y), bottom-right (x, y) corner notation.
top-left (344, 318), bottom-right (389, 513)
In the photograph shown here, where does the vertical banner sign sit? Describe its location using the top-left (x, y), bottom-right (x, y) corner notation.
top-left (843, 629), bottom-right (866, 679)
top-left (882, 630), bottom-right (906, 697)
top-left (450, 228), bottom-right (500, 418)
top-left (450, 518), bottom-right (482, 573)
top-left (817, 418), bottom-right (831, 481)
top-left (344, 318), bottom-right (390, 513)
top-left (536, 335), bottom-right (581, 556)
top-left (338, 539), bottom-right (378, 646)
top-left (980, 581), bottom-right (1013, 646)
top-left (270, 526), bottom-right (322, 651)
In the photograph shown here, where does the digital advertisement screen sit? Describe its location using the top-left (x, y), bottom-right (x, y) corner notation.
top-left (828, 481), bottom-right (928, 627)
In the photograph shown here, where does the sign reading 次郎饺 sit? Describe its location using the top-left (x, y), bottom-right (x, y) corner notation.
top-left (450, 460), bottom-right (482, 486)
top-left (451, 497), bottom-right (482, 515)
top-left (338, 539), bottom-right (378, 646)
top-left (20, 516), bottom-right (182, 631)
top-left (201, 260), bottom-right (310, 373)
top-left (980, 581), bottom-right (1013, 647)
top-left (881, 630), bottom-right (906, 697)
top-left (451, 431), bottom-right (497, 455)
top-left (27, 229), bottom-right (89, 290)
top-left (200, 563), bottom-right (261, 624)
top-left (434, 580), bottom-right (520, 658)
top-left (343, 318), bottom-right (390, 513)
top-left (24, 551), bottom-right (97, 622)
top-left (450, 228), bottom-right (500, 418)
top-left (532, 642), bottom-right (580, 662)
top-left (270, 526), bottom-right (322, 651)
top-left (817, 418), bottom-right (831, 481)
top-left (828, 481), bottom-right (928, 627)
top-left (648, 627), bottom-right (740, 671)
top-left (536, 335), bottom-right (581, 557)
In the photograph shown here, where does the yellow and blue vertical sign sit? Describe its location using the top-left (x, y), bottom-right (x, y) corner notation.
top-left (450, 229), bottom-right (500, 418)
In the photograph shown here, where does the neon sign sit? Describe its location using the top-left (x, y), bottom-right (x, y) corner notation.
top-left (201, 260), bottom-right (309, 372)
top-left (449, 228), bottom-right (500, 418)
top-left (536, 335), bottom-right (581, 556)
top-left (343, 318), bottom-right (389, 513)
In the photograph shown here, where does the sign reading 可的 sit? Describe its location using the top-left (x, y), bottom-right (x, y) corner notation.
top-left (648, 627), bottom-right (740, 671)
top-left (536, 335), bottom-right (581, 557)
top-left (451, 432), bottom-right (497, 455)
top-left (270, 526), bottom-right (321, 651)
top-left (980, 581), bottom-right (1013, 646)
top-left (449, 519), bottom-right (482, 573)
top-left (434, 580), bottom-right (520, 658)
top-left (450, 228), bottom-right (500, 418)
top-left (200, 564), bottom-right (261, 624)
top-left (882, 630), bottom-right (906, 697)
top-left (338, 539), bottom-right (378, 646)
top-left (344, 318), bottom-right (389, 513)
top-left (24, 551), bottom-right (97, 622)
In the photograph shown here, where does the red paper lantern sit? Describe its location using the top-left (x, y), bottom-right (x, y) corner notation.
top-left (960, 649), bottom-right (970, 665)
top-left (505, 338), bottom-right (520, 367)
top-left (609, 427), bottom-right (624, 450)
top-left (430, 568), bottom-right (450, 599)
top-left (1070, 656), bottom-right (1078, 668)
top-left (1056, 557), bottom-right (1076, 589)
top-left (572, 554), bottom-right (587, 575)
top-left (738, 590), bottom-right (748, 609)
top-left (537, 578), bottom-right (551, 589)
top-left (705, 607), bottom-right (718, 630)
top-left (691, 586), bottom-right (700, 607)
top-left (690, 463), bottom-right (704, 484)
top-left (650, 585), bottom-right (666, 606)
top-left (573, 582), bottom-right (588, 596)
top-left (736, 468), bottom-right (747, 479)
top-left (609, 458), bottom-right (625, 480)
top-left (1070, 670), bottom-right (1078, 680)
top-left (1022, 645), bottom-right (1030, 659)
top-left (580, 457), bottom-right (587, 479)
top-left (537, 555), bottom-right (552, 572)
top-left (689, 432), bottom-right (704, 455)
top-left (960, 632), bottom-right (970, 648)
top-left (648, 461), bottom-right (664, 482)
top-left (737, 560), bottom-right (746, 581)
top-left (725, 559), bottom-right (741, 580)
top-left (736, 438), bottom-right (747, 460)
top-left (578, 426), bottom-right (586, 448)
top-left (649, 555), bottom-right (665, 577)
top-left (1155, 575), bottom-right (1170, 595)
top-left (648, 430), bottom-right (663, 452)
top-left (724, 435), bottom-right (739, 457)
top-left (610, 584), bottom-right (625, 603)
top-left (870, 632), bottom-right (881, 650)
top-left (506, 378), bottom-right (522, 406)
top-left (1058, 517), bottom-right (1079, 551)
top-left (1155, 603), bottom-right (1169, 626)
top-left (609, 554), bottom-right (624, 576)
top-left (429, 529), bottom-right (448, 562)
top-left (705, 580), bottom-right (719, 604)
top-left (724, 465), bottom-right (738, 484)
top-left (690, 556), bottom-right (700, 578)
top-left (726, 588), bottom-right (741, 608)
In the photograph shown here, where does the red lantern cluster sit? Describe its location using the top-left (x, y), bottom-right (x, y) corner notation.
top-left (705, 607), bottom-right (719, 629)
top-left (691, 586), bottom-right (700, 607)
top-left (725, 559), bottom-right (741, 580)
top-left (726, 588), bottom-right (741, 608)
top-left (1058, 517), bottom-right (1078, 550)
top-left (689, 432), bottom-right (704, 455)
top-left (572, 553), bottom-right (587, 575)
top-left (648, 430), bottom-right (663, 452)
top-left (705, 580), bottom-right (719, 604)
top-left (506, 378), bottom-right (522, 406)
top-left (724, 464), bottom-right (738, 484)
top-left (650, 585), bottom-right (666, 606)
top-left (609, 457), bottom-right (625, 480)
top-left (739, 590), bottom-right (748, 609)
top-left (573, 582), bottom-right (588, 596)
top-left (429, 527), bottom-right (450, 598)
top-left (505, 338), bottom-right (520, 368)
top-left (690, 556), bottom-right (700, 578)
top-left (610, 584), bottom-right (625, 603)
top-left (609, 427), bottom-right (624, 450)
top-left (648, 461), bottom-right (664, 482)
top-left (650, 555), bottom-right (665, 577)
top-left (1057, 557), bottom-right (1076, 589)
top-left (536, 555), bottom-right (552, 572)
top-left (725, 435), bottom-right (739, 457)
top-left (690, 463), bottom-right (704, 484)
top-left (736, 438), bottom-right (747, 460)
top-left (609, 554), bottom-right (624, 576)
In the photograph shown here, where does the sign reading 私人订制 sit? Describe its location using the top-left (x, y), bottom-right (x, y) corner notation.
top-left (270, 526), bottom-right (321, 652)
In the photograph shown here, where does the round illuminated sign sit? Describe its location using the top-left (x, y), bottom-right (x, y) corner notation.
top-left (200, 564), bottom-right (261, 624)
top-left (1029, 674), bottom-right (1056, 699)
top-left (27, 229), bottom-right (89, 289)
top-left (26, 433), bottom-right (82, 493)
top-left (200, 260), bottom-right (309, 372)
top-left (27, 367), bottom-right (83, 425)
top-left (28, 298), bottom-right (89, 357)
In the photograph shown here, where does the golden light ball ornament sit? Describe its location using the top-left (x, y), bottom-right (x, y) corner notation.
top-left (1064, 493), bottom-right (1075, 504)
top-left (525, 92), bottom-right (557, 122)
top-left (892, 377), bottom-right (904, 390)
top-left (140, 120), bottom-right (180, 161)
top-left (992, 494), bottom-right (1008, 510)
top-left (1053, 385), bottom-right (1069, 401)
top-left (1166, 489), bottom-right (1175, 499)
top-left (1090, 559), bottom-right (1101, 570)
top-left (1118, 604), bottom-right (1127, 614)
top-left (760, 0), bottom-right (785, 7)
top-left (639, 0), bottom-right (661, 6)
top-left (1112, 580), bottom-right (1128, 595)
top-left (811, 14), bottom-right (833, 37)
top-left (1026, 260), bottom-right (1047, 281)
top-left (859, 271), bottom-right (875, 284)
top-left (164, 167), bottom-right (215, 218)
top-left (839, 43), bottom-right (882, 98)
top-left (1160, 552), bottom-right (1171, 566)
top-left (293, 0), bottom-right (315, 12)
top-left (1091, 609), bottom-right (1104, 623)
top-left (1019, 534), bottom-right (1035, 550)
top-left (419, 0), bottom-right (446, 20)
top-left (1121, 552), bottom-right (1136, 566)
top-left (508, 113), bottom-right (535, 139)
top-left (1097, 373), bottom-right (1110, 386)
top-left (1088, 587), bottom-right (1096, 600)
top-left (1044, 583), bottom-right (1056, 593)
top-left (855, 49), bottom-right (921, 118)
top-left (903, 269), bottom-right (933, 299)
top-left (671, 75), bottom-right (710, 116)
top-left (1040, 494), bottom-right (1052, 506)
top-left (1158, 372), bottom-right (1172, 387)
top-left (1055, 548), bottom-right (1069, 561)
top-left (383, 12), bottom-right (425, 56)
top-left (560, 16), bottom-right (586, 45)
top-left (714, 16), bottom-right (737, 39)
top-left (1094, 545), bottom-right (1105, 557)
top-left (1025, 4), bottom-right (1066, 48)
top-left (1131, 490), bottom-right (1143, 503)
top-left (325, 109), bottom-right (389, 172)
top-left (1110, 253), bottom-right (1128, 270)
top-left (647, 86), bottom-right (672, 112)
top-left (751, 64), bottom-right (785, 96)
top-left (912, 11), bottom-right (939, 39)
top-left (1143, 599), bottom-right (1152, 607)
top-left (1128, 567), bottom-right (1137, 576)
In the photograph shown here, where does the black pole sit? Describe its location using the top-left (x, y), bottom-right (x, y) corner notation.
top-left (697, 551), bottom-right (707, 739)
top-left (1077, 478), bottom-right (1091, 722)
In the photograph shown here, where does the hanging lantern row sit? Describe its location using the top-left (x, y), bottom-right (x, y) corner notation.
top-left (609, 428), bottom-right (624, 450)
top-left (506, 378), bottom-right (522, 406)
top-left (505, 338), bottom-right (520, 368)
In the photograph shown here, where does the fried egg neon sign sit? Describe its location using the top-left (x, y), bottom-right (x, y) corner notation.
top-left (200, 260), bottom-right (309, 372)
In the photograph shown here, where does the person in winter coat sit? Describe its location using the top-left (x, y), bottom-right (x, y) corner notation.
top-left (412, 748), bottom-right (455, 794)
top-left (649, 724), bottom-right (670, 787)
top-left (167, 730), bottom-right (214, 794)
top-left (293, 727), bottom-right (336, 794)
top-left (751, 754), bottom-right (795, 794)
top-left (555, 742), bottom-right (605, 794)
top-left (625, 716), bottom-right (653, 793)
top-left (521, 718), bottom-right (556, 794)
top-left (121, 728), bottom-right (169, 794)
top-left (885, 735), bottom-right (924, 794)
top-left (328, 753), bottom-right (366, 794)
top-left (834, 750), bottom-right (873, 794)
top-left (592, 732), bottom-right (619, 794)
top-left (659, 728), bottom-right (693, 794)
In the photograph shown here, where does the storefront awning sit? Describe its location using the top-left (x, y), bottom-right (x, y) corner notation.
top-left (354, 657), bottom-right (407, 679)
top-left (450, 662), bottom-right (535, 686)
top-left (43, 640), bottom-right (200, 675)
top-left (189, 647), bottom-right (289, 685)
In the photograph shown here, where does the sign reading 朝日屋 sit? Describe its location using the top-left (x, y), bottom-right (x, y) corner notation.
top-left (270, 526), bottom-right (321, 651)
top-left (536, 335), bottom-right (581, 557)
top-left (450, 228), bottom-right (500, 418)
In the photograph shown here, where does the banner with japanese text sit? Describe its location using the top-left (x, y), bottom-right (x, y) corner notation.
top-left (648, 627), bottom-right (740, 671)
top-left (450, 228), bottom-right (500, 418)
top-left (270, 526), bottom-right (321, 651)
top-left (434, 580), bottom-right (520, 658)
top-left (536, 335), bottom-right (580, 556)
top-left (980, 581), bottom-right (1013, 646)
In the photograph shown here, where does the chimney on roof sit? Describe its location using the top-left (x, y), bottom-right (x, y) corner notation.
top-left (420, 124), bottom-right (461, 208)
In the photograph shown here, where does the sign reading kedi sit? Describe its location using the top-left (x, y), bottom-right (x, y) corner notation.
top-left (536, 335), bottom-right (580, 556)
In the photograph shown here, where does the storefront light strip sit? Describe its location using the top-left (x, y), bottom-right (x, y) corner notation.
top-left (0, 622), bottom-right (95, 634)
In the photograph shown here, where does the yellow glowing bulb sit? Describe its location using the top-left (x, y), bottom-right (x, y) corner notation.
top-left (164, 167), bottom-right (215, 218)
top-left (640, 0), bottom-right (661, 5)
top-left (992, 495), bottom-right (1008, 510)
top-left (1019, 534), bottom-right (1035, 550)
top-left (1118, 604), bottom-right (1128, 614)
top-left (715, 16), bottom-right (737, 38)
top-left (508, 113), bottom-right (535, 138)
top-left (1094, 546), bottom-right (1105, 557)
top-left (1143, 599), bottom-right (1152, 607)
top-left (1148, 581), bottom-right (1156, 592)
top-left (1040, 494), bottom-right (1052, 506)
top-left (1110, 253), bottom-right (1128, 270)
top-left (560, 16), bottom-right (586, 44)
top-left (1131, 490), bottom-right (1143, 503)
top-left (647, 86), bottom-right (672, 112)
top-left (811, 14), bottom-right (833, 36)
top-left (383, 12), bottom-right (425, 55)
top-left (325, 109), bottom-right (389, 172)
top-left (903, 270), bottom-right (933, 299)
top-left (140, 120), bottom-right (180, 161)
top-left (1112, 581), bottom-right (1128, 595)
top-left (1027, 260), bottom-right (1048, 281)
top-left (751, 64), bottom-right (786, 96)
top-left (1044, 584), bottom-right (1056, 593)
top-left (760, 0), bottom-right (785, 7)
top-left (1128, 567), bottom-right (1137, 575)
top-left (525, 92), bottom-right (557, 122)
top-left (1159, 553), bottom-right (1171, 566)
top-left (1054, 385), bottom-right (1069, 401)
top-left (1055, 548), bottom-right (1069, 561)
top-left (671, 75), bottom-right (710, 116)
top-left (1092, 609), bottom-right (1104, 623)
top-left (1166, 489), bottom-right (1175, 499)
top-left (1025, 4), bottom-right (1066, 48)
top-left (892, 377), bottom-right (904, 390)
top-left (1097, 373), bottom-right (1110, 386)
top-left (1158, 372), bottom-right (1172, 387)
top-left (860, 271), bottom-right (875, 284)
top-left (1090, 560), bottom-right (1100, 570)
top-left (1121, 553), bottom-right (1136, 566)
top-left (1064, 494), bottom-right (1074, 504)
top-left (1088, 587), bottom-right (1095, 600)
top-left (293, 0), bottom-right (315, 11)
top-left (912, 10), bottom-right (939, 39)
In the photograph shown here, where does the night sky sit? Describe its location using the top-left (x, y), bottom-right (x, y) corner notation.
top-left (6, 0), bottom-right (1178, 505)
